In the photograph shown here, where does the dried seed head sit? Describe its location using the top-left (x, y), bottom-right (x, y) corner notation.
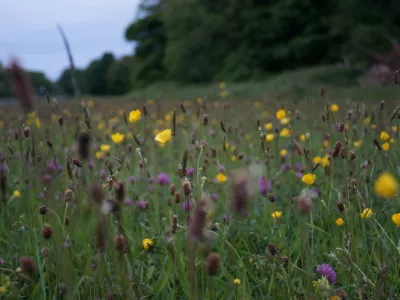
top-left (10, 59), bottom-right (35, 113)
top-left (172, 215), bottom-right (178, 234)
top-left (189, 196), bottom-right (210, 241)
top-left (114, 182), bottom-right (125, 202)
top-left (77, 132), bottom-right (91, 160)
top-left (180, 103), bottom-right (186, 114)
top-left (394, 70), bottom-right (399, 85)
top-left (268, 243), bottom-right (277, 256)
top-left (206, 253), bottom-right (220, 275)
top-left (297, 195), bottom-right (312, 215)
top-left (113, 234), bottom-right (128, 254)
top-left (337, 123), bottom-right (345, 133)
top-left (332, 141), bottom-right (342, 157)
top-left (39, 205), bottom-right (47, 215)
top-left (58, 116), bottom-right (63, 127)
top-left (380, 100), bottom-right (384, 111)
top-left (182, 181), bottom-right (191, 196)
top-left (72, 157), bottom-right (83, 167)
top-left (64, 189), bottom-right (73, 202)
top-left (65, 216), bottom-right (70, 226)
top-left (42, 224), bottom-right (53, 239)
top-left (203, 114), bottom-right (209, 126)
top-left (349, 150), bottom-right (356, 161)
top-left (293, 139), bottom-right (303, 156)
top-left (46, 140), bottom-right (53, 149)
top-left (41, 247), bottom-right (49, 257)
top-left (320, 86), bottom-right (325, 96)
top-left (337, 201), bottom-right (344, 212)
top-left (127, 144), bottom-right (133, 153)
top-left (142, 105), bottom-right (148, 116)
top-left (373, 139), bottom-right (382, 151)
top-left (23, 126), bottom-right (30, 138)
top-left (229, 169), bottom-right (251, 214)
top-left (267, 193), bottom-right (275, 202)
top-left (169, 184), bottom-right (176, 195)
top-left (340, 148), bottom-right (346, 159)
top-left (90, 182), bottom-right (104, 204)
top-left (280, 255), bottom-right (289, 264)
top-left (20, 256), bottom-right (36, 274)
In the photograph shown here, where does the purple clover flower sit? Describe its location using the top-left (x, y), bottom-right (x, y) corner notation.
top-left (316, 263), bottom-right (336, 284)
top-left (124, 198), bottom-right (133, 207)
top-left (187, 168), bottom-right (195, 178)
top-left (211, 193), bottom-right (219, 201)
top-left (157, 173), bottom-right (170, 185)
top-left (0, 257), bottom-right (4, 265)
top-left (182, 200), bottom-right (193, 212)
top-left (129, 176), bottom-right (136, 184)
top-left (46, 158), bottom-right (63, 173)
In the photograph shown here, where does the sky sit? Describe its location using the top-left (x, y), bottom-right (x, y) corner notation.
top-left (0, 0), bottom-right (140, 80)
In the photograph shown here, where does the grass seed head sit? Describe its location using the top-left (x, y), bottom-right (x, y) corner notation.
top-left (42, 224), bottom-right (53, 239)
top-left (20, 256), bottom-right (36, 274)
top-left (206, 253), bottom-right (220, 276)
top-left (10, 59), bottom-right (35, 113)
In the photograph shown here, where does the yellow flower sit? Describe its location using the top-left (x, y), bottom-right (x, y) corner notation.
top-left (0, 286), bottom-right (6, 294)
top-left (392, 126), bottom-right (398, 132)
top-left (254, 101), bottom-right (261, 108)
top-left (321, 156), bottom-right (330, 167)
top-left (219, 82), bottom-right (226, 89)
top-left (331, 297), bottom-right (341, 300)
top-left (280, 149), bottom-right (288, 157)
top-left (330, 104), bottom-right (339, 112)
top-left (363, 116), bottom-right (371, 125)
top-left (129, 110), bottom-right (141, 123)
top-left (264, 122), bottom-right (273, 131)
top-left (335, 218), bottom-right (345, 226)
top-left (300, 134), bottom-right (306, 142)
top-left (276, 109), bottom-right (286, 120)
top-left (100, 144), bottom-right (111, 152)
top-left (374, 172), bottom-right (398, 199)
top-left (97, 122), bottom-right (105, 130)
top-left (371, 124), bottom-right (377, 129)
top-left (322, 140), bottom-right (329, 148)
top-left (87, 100), bottom-right (94, 108)
top-left (266, 133), bottom-right (275, 142)
top-left (353, 140), bottom-right (362, 148)
top-left (249, 258), bottom-right (254, 264)
top-left (95, 151), bottom-right (105, 159)
top-left (13, 190), bottom-right (21, 198)
top-left (271, 211), bottom-right (282, 219)
top-left (280, 117), bottom-right (290, 125)
top-left (390, 138), bottom-right (395, 144)
top-left (382, 142), bottom-right (390, 151)
top-left (111, 132), bottom-right (125, 144)
top-left (302, 173), bottom-right (316, 185)
top-left (142, 238), bottom-right (153, 250)
top-left (392, 213), bottom-right (400, 227)
top-left (155, 129), bottom-right (172, 144)
top-left (233, 278), bottom-right (241, 286)
top-left (380, 131), bottom-right (390, 141)
top-left (216, 173), bottom-right (227, 183)
top-left (280, 128), bottom-right (291, 137)
top-left (231, 155), bottom-right (237, 162)
top-left (118, 109), bottom-right (125, 116)
top-left (35, 118), bottom-right (41, 129)
top-left (147, 99), bottom-right (155, 105)
top-left (360, 208), bottom-right (373, 219)
top-left (313, 156), bottom-right (322, 164)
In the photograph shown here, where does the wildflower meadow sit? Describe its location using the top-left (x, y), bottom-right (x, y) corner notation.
top-left (1, 63), bottom-right (400, 299)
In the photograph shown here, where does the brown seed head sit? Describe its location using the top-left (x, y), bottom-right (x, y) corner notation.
top-left (20, 256), bottom-right (36, 274)
top-left (172, 215), bottom-right (178, 234)
top-left (180, 103), bottom-right (186, 114)
top-left (293, 139), bottom-right (303, 156)
top-left (72, 157), bottom-right (83, 167)
top-left (39, 205), bottom-right (47, 215)
top-left (113, 234), bottom-right (128, 254)
top-left (206, 253), bottom-right (220, 275)
top-left (267, 193), bottom-right (275, 202)
top-left (189, 196), bottom-right (210, 241)
top-left (380, 100), bottom-right (384, 111)
top-left (297, 195), bottom-right (312, 215)
top-left (280, 255), bottom-right (289, 264)
top-left (230, 169), bottom-right (251, 214)
top-left (182, 181), bottom-right (191, 196)
top-left (349, 150), bottom-right (356, 161)
top-left (169, 184), bottom-right (176, 195)
top-left (203, 114), bottom-right (209, 126)
top-left (41, 247), bottom-right (49, 258)
top-left (65, 216), bottom-right (70, 226)
top-left (10, 59), bottom-right (35, 113)
top-left (114, 182), bottom-right (125, 202)
top-left (332, 141), bottom-right (342, 157)
top-left (394, 70), bottom-right (399, 85)
top-left (77, 132), bottom-right (91, 160)
top-left (42, 224), bottom-right (53, 239)
top-left (340, 148), bottom-right (346, 159)
top-left (337, 123), bottom-right (345, 133)
top-left (142, 105), bottom-right (148, 116)
top-left (320, 86), bottom-right (325, 96)
top-left (23, 126), bottom-right (30, 138)
top-left (90, 182), bottom-right (104, 204)
top-left (268, 243), bottom-right (277, 255)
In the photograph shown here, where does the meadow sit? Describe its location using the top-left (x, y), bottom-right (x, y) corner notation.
top-left (1, 64), bottom-right (400, 299)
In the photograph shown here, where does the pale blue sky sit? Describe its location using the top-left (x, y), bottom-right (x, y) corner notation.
top-left (0, 0), bottom-right (140, 80)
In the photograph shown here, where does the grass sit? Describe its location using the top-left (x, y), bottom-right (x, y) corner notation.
top-left (1, 65), bottom-right (400, 299)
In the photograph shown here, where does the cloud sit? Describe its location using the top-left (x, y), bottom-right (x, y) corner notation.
top-left (0, 0), bottom-right (139, 79)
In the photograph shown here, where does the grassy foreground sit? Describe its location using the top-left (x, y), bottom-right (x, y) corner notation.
top-left (1, 75), bottom-right (400, 299)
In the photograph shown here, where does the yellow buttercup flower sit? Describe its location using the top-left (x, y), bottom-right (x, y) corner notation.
top-left (271, 211), bottom-right (282, 219)
top-left (35, 118), bottom-right (41, 129)
top-left (302, 173), bottom-right (316, 185)
top-left (87, 100), bottom-right (94, 108)
top-left (264, 122), bottom-right (273, 131)
top-left (100, 144), bottom-right (111, 152)
top-left (97, 122), bottom-right (105, 130)
top-left (390, 138), bottom-right (395, 144)
top-left (216, 173), bottom-right (227, 183)
top-left (280, 128), bottom-right (291, 137)
top-left (360, 208), bottom-right (373, 219)
top-left (280, 117), bottom-right (290, 125)
top-left (13, 190), bottom-right (21, 198)
top-left (95, 151), bottom-right (105, 159)
top-left (371, 124), bottom-right (377, 129)
top-left (330, 104), bottom-right (339, 112)
top-left (233, 278), bottom-right (241, 286)
top-left (280, 149), bottom-right (288, 157)
top-left (0, 286), bottom-right (6, 294)
top-left (392, 213), bottom-right (400, 227)
top-left (322, 140), bottom-right (329, 148)
top-left (335, 218), bottom-right (345, 226)
top-left (276, 109), bottom-right (286, 120)
top-left (382, 142), bottom-right (390, 151)
top-left (129, 110), bottom-right (141, 123)
top-left (363, 116), bottom-right (371, 125)
top-left (231, 155), bottom-right (237, 162)
top-left (374, 172), bottom-right (398, 199)
top-left (353, 140), bottom-right (362, 148)
top-left (111, 132), bottom-right (125, 144)
top-left (266, 133), bottom-right (275, 142)
top-left (219, 82), bottom-right (226, 89)
top-left (321, 156), bottom-right (330, 167)
top-left (300, 134), bottom-right (306, 142)
top-left (380, 131), bottom-right (390, 141)
top-left (142, 238), bottom-right (153, 250)
top-left (392, 126), bottom-right (398, 133)
top-left (155, 129), bottom-right (172, 144)
top-left (313, 156), bottom-right (322, 164)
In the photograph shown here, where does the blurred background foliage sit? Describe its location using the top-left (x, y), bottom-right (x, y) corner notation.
top-left (1, 0), bottom-right (400, 97)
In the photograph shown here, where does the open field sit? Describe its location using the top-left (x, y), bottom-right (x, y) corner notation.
top-left (1, 78), bottom-right (400, 299)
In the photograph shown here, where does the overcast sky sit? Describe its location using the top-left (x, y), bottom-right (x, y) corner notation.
top-left (0, 0), bottom-right (140, 80)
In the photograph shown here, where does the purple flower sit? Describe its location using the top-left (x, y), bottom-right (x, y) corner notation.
top-left (211, 193), bottom-right (219, 201)
top-left (259, 177), bottom-right (267, 195)
top-left (38, 192), bottom-right (47, 199)
top-left (280, 164), bottom-right (290, 173)
top-left (218, 164), bottom-right (225, 172)
top-left (148, 185), bottom-right (154, 192)
top-left (316, 263), bottom-right (336, 284)
top-left (182, 200), bottom-right (193, 212)
top-left (88, 159), bottom-right (94, 169)
top-left (295, 172), bottom-right (303, 179)
top-left (0, 257), bottom-right (4, 265)
top-left (99, 169), bottom-right (108, 179)
top-left (294, 162), bottom-right (304, 172)
top-left (136, 200), bottom-right (148, 210)
top-left (42, 173), bottom-right (52, 186)
top-left (124, 198), bottom-right (133, 207)
top-left (187, 168), bottom-right (195, 178)
top-left (46, 158), bottom-right (63, 173)
top-left (129, 176), bottom-right (136, 184)
top-left (157, 173), bottom-right (170, 185)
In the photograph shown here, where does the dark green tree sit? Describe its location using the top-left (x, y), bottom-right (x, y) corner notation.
top-left (106, 56), bottom-right (134, 95)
